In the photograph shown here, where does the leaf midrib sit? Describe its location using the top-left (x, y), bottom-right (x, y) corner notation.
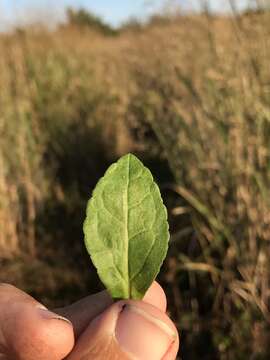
top-left (123, 154), bottom-right (130, 298)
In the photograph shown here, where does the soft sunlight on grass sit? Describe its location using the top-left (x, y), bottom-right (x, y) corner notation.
top-left (1, 9), bottom-right (270, 358)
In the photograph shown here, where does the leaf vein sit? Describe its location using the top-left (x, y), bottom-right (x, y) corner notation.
top-left (129, 229), bottom-right (149, 242)
top-left (129, 192), bottom-right (152, 210)
top-left (93, 249), bottom-right (124, 281)
top-left (99, 196), bottom-right (123, 224)
top-left (130, 233), bottom-right (156, 282)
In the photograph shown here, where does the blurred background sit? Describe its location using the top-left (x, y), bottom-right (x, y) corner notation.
top-left (1, 0), bottom-right (270, 358)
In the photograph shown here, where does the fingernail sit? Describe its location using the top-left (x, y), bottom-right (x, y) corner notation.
top-left (36, 305), bottom-right (72, 325)
top-left (115, 304), bottom-right (176, 359)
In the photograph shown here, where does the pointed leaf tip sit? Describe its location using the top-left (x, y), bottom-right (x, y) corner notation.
top-left (83, 153), bottom-right (169, 299)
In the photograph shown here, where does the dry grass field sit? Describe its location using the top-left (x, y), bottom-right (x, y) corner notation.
top-left (1, 10), bottom-right (270, 358)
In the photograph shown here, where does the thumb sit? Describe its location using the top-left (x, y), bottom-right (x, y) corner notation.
top-left (66, 299), bottom-right (179, 360)
top-left (0, 284), bottom-right (74, 360)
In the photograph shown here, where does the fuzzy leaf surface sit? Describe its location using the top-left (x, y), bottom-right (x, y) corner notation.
top-left (83, 153), bottom-right (169, 299)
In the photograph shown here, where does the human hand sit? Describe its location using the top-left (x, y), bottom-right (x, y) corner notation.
top-left (0, 282), bottom-right (179, 360)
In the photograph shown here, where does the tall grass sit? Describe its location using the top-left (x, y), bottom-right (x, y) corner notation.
top-left (1, 11), bottom-right (270, 358)
top-left (129, 12), bottom-right (270, 358)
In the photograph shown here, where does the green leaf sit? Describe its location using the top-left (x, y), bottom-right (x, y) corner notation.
top-left (83, 153), bottom-right (169, 300)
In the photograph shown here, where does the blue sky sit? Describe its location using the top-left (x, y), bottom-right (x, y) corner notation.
top-left (0, 0), bottom-right (251, 29)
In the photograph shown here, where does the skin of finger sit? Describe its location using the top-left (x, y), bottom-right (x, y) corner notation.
top-left (57, 281), bottom-right (166, 340)
top-left (65, 300), bottom-right (179, 360)
top-left (0, 284), bottom-right (36, 351)
top-left (55, 291), bottom-right (113, 339)
top-left (65, 304), bottom-right (131, 360)
top-left (0, 284), bottom-right (34, 305)
top-left (0, 284), bottom-right (74, 360)
top-left (143, 281), bottom-right (167, 312)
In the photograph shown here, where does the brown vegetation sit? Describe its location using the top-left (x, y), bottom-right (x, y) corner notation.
top-left (1, 11), bottom-right (270, 358)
